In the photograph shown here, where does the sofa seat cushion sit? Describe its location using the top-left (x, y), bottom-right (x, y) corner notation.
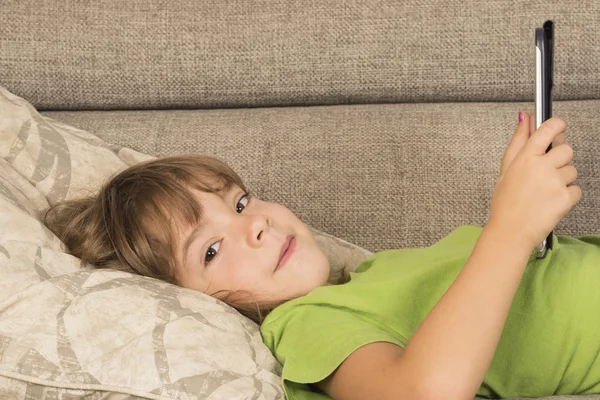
top-left (42, 99), bottom-right (600, 252)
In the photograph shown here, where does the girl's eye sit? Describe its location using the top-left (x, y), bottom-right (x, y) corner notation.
top-left (204, 193), bottom-right (250, 266)
top-left (236, 193), bottom-right (251, 213)
top-left (205, 241), bottom-right (221, 265)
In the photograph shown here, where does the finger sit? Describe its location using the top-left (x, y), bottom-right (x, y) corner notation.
top-left (534, 113), bottom-right (567, 149)
top-left (526, 117), bottom-right (567, 155)
top-left (553, 131), bottom-right (567, 147)
top-left (502, 112), bottom-right (531, 174)
top-left (547, 142), bottom-right (574, 168)
top-left (557, 164), bottom-right (578, 186)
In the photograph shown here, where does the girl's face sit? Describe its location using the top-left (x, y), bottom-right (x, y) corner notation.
top-left (175, 185), bottom-right (331, 302)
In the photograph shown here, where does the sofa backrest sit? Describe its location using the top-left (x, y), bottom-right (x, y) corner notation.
top-left (1, 0), bottom-right (597, 111)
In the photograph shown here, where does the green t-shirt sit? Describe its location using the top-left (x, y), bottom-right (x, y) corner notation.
top-left (260, 225), bottom-right (600, 399)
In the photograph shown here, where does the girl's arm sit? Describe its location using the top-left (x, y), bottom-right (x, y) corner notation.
top-left (401, 223), bottom-right (532, 399)
top-left (319, 115), bottom-right (578, 400)
top-left (316, 224), bottom-right (532, 400)
top-left (403, 115), bottom-right (577, 399)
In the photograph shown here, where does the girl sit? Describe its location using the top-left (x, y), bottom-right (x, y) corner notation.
top-left (43, 112), bottom-right (593, 400)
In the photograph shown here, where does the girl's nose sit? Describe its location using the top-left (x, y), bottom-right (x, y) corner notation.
top-left (247, 214), bottom-right (270, 246)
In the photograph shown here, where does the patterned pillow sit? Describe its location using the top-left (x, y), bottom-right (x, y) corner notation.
top-left (0, 85), bottom-right (372, 399)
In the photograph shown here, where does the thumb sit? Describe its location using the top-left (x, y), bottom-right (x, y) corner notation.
top-left (526, 117), bottom-right (567, 156)
top-left (501, 112), bottom-right (530, 175)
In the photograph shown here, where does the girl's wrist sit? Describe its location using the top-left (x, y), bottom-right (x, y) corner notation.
top-left (482, 219), bottom-right (535, 256)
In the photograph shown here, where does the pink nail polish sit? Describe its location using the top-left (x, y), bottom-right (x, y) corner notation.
top-left (518, 112), bottom-right (524, 123)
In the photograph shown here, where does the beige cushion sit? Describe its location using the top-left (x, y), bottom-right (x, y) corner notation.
top-left (40, 99), bottom-right (600, 254)
top-left (1, 1), bottom-right (597, 110)
top-left (0, 85), bottom-right (371, 398)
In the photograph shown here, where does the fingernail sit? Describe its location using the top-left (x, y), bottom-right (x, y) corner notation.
top-left (518, 112), bottom-right (524, 123)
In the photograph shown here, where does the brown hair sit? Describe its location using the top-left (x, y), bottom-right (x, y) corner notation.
top-left (42, 154), bottom-right (304, 325)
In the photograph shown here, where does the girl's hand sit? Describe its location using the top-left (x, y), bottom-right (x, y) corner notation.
top-left (488, 113), bottom-right (582, 250)
top-left (500, 113), bottom-right (570, 176)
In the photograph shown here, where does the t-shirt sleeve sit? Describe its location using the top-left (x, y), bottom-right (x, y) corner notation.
top-left (260, 302), bottom-right (405, 394)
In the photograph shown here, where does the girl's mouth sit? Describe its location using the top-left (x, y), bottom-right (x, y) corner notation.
top-left (276, 236), bottom-right (295, 271)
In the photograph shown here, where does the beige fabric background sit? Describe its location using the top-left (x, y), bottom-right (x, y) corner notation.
top-left (1, 0), bottom-right (600, 398)
top-left (42, 100), bottom-right (600, 253)
top-left (0, 0), bottom-right (598, 110)
top-left (1, 0), bottom-right (598, 253)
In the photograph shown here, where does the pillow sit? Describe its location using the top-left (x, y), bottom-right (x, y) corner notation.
top-left (0, 85), bottom-right (372, 399)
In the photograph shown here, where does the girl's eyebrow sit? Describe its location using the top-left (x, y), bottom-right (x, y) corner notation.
top-left (180, 188), bottom-right (237, 267)
top-left (182, 225), bottom-right (205, 267)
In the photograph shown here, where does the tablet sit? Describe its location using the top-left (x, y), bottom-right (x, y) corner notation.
top-left (534, 20), bottom-right (555, 259)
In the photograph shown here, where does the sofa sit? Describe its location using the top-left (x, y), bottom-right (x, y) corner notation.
top-left (1, 0), bottom-right (599, 399)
